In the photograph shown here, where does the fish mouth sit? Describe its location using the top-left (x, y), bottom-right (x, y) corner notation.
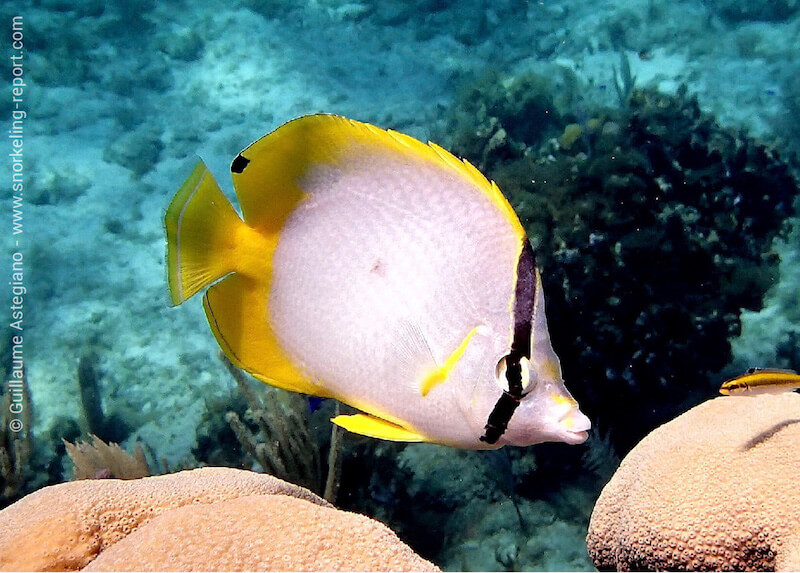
top-left (558, 409), bottom-right (591, 444)
top-left (562, 429), bottom-right (589, 444)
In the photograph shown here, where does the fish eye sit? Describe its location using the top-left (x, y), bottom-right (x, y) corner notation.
top-left (519, 357), bottom-right (532, 392)
top-left (494, 356), bottom-right (510, 392)
top-left (494, 355), bottom-right (534, 395)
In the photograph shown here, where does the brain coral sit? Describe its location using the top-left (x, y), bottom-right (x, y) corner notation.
top-left (586, 393), bottom-right (800, 571)
top-left (0, 466), bottom-right (437, 572)
top-left (83, 493), bottom-right (433, 572)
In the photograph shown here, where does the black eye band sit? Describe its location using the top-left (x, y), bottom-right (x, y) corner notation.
top-left (511, 241), bottom-right (536, 359)
top-left (479, 241), bottom-right (537, 445)
top-left (479, 390), bottom-right (522, 444)
top-left (505, 357), bottom-right (524, 395)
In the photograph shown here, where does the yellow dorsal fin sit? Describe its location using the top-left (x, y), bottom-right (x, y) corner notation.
top-left (230, 114), bottom-right (526, 242)
top-left (331, 413), bottom-right (428, 442)
top-left (419, 326), bottom-right (480, 397)
top-left (427, 140), bottom-right (525, 240)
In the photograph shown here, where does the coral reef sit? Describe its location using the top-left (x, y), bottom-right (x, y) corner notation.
top-left (76, 353), bottom-right (130, 444)
top-left (84, 494), bottom-right (435, 572)
top-left (612, 51), bottom-right (637, 106)
top-left (192, 355), bottom-right (343, 502)
top-left (190, 387), bottom-right (251, 468)
top-left (23, 0), bottom-right (160, 88)
top-left (338, 441), bottom-right (596, 571)
top-left (28, 165), bottom-right (91, 206)
top-left (587, 393), bottom-right (800, 571)
top-left (776, 329), bottom-right (800, 370)
top-left (446, 72), bottom-right (569, 172)
top-left (64, 435), bottom-right (150, 480)
top-left (0, 365), bottom-right (32, 505)
top-left (443, 75), bottom-right (799, 452)
top-left (323, 403), bottom-right (344, 503)
top-left (0, 467), bottom-right (436, 572)
top-left (218, 355), bottom-right (323, 494)
top-left (780, 71), bottom-right (800, 156)
top-left (1, 335), bottom-right (91, 508)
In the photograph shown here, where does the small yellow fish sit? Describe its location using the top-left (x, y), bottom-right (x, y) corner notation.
top-left (165, 114), bottom-right (591, 449)
top-left (719, 368), bottom-right (800, 396)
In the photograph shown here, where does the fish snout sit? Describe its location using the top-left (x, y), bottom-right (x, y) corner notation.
top-left (499, 384), bottom-right (591, 446)
top-left (542, 387), bottom-right (591, 444)
top-left (557, 406), bottom-right (591, 444)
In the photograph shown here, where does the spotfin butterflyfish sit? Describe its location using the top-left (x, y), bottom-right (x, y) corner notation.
top-left (165, 114), bottom-right (591, 449)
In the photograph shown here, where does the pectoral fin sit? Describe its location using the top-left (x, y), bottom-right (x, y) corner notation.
top-left (419, 325), bottom-right (480, 397)
top-left (331, 413), bottom-right (428, 442)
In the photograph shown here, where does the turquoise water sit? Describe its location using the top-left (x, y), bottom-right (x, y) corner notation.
top-left (2, 0), bottom-right (799, 570)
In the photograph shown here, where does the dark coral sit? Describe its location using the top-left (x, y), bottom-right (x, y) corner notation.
top-left (1, 333), bottom-right (71, 509)
top-left (444, 79), bottom-right (799, 453)
top-left (76, 353), bottom-right (130, 444)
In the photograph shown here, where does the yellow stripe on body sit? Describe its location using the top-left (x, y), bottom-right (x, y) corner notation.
top-left (419, 326), bottom-right (480, 397)
top-left (550, 392), bottom-right (578, 409)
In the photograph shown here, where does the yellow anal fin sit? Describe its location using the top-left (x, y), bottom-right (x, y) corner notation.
top-left (203, 273), bottom-right (329, 397)
top-left (332, 413), bottom-right (428, 442)
top-left (165, 161), bottom-right (245, 305)
top-left (420, 326), bottom-right (480, 397)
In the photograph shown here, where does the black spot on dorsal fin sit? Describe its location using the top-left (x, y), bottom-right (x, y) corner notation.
top-left (231, 154), bottom-right (250, 174)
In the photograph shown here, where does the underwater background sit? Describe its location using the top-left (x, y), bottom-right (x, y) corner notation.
top-left (1, 0), bottom-right (799, 570)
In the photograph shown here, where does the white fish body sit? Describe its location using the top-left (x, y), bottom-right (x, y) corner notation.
top-left (166, 115), bottom-right (591, 449)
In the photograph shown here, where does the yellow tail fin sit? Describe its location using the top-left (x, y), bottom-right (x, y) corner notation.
top-left (165, 161), bottom-right (245, 305)
top-left (167, 161), bottom-right (320, 397)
